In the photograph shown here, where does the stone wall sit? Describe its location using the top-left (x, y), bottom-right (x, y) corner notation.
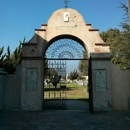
top-left (111, 63), bottom-right (130, 110)
top-left (3, 65), bottom-right (21, 110)
top-left (91, 52), bottom-right (130, 111)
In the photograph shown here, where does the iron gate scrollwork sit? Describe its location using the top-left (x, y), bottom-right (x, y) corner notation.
top-left (45, 38), bottom-right (86, 59)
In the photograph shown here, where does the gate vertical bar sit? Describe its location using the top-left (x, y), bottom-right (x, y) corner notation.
top-left (43, 59), bottom-right (67, 110)
top-left (88, 56), bottom-right (93, 114)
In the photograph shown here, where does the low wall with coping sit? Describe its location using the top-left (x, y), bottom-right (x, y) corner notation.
top-left (3, 65), bottom-right (21, 110)
top-left (111, 63), bottom-right (130, 110)
top-left (91, 53), bottom-right (130, 111)
top-left (1, 59), bottom-right (130, 111)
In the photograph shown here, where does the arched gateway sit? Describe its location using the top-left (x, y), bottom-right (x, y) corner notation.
top-left (21, 8), bottom-right (111, 111)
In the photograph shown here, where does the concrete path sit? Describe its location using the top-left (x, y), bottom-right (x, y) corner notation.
top-left (0, 110), bottom-right (130, 130)
top-left (66, 100), bottom-right (89, 110)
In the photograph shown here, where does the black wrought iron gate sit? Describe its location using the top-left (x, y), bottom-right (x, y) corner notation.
top-left (88, 56), bottom-right (93, 114)
top-left (43, 60), bottom-right (67, 110)
top-left (43, 38), bottom-right (89, 110)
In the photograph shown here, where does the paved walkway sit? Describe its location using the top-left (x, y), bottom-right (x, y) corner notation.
top-left (66, 100), bottom-right (89, 110)
top-left (0, 110), bottom-right (130, 130)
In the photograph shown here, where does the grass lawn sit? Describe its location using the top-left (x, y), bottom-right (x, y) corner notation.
top-left (44, 83), bottom-right (89, 100)
top-left (66, 83), bottom-right (89, 100)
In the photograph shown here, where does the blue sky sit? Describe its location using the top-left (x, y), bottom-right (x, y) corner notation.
top-left (0, 0), bottom-right (127, 53)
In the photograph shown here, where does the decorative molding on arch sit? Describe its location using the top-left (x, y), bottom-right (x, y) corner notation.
top-left (86, 23), bottom-right (91, 26)
top-left (89, 28), bottom-right (99, 31)
top-left (95, 43), bottom-right (110, 46)
top-left (35, 29), bottom-right (46, 31)
top-left (41, 24), bottom-right (48, 26)
top-left (22, 56), bottom-right (42, 60)
top-left (22, 43), bottom-right (38, 46)
top-left (58, 51), bottom-right (74, 59)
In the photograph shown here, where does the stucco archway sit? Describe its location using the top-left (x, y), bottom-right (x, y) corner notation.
top-left (21, 8), bottom-right (110, 111)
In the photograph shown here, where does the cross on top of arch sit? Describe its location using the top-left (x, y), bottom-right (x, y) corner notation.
top-left (64, 0), bottom-right (69, 8)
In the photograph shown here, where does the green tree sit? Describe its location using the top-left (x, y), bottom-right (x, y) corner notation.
top-left (3, 46), bottom-right (15, 74)
top-left (0, 37), bottom-right (26, 73)
top-left (78, 51), bottom-right (88, 75)
top-left (11, 38), bottom-right (24, 68)
top-left (68, 69), bottom-right (79, 81)
top-left (0, 47), bottom-right (6, 68)
top-left (100, 28), bottom-right (121, 43)
top-left (110, 3), bottom-right (130, 69)
top-left (100, 3), bottom-right (130, 69)
top-left (119, 3), bottom-right (129, 31)
top-left (110, 31), bottom-right (130, 69)
top-left (49, 68), bottom-right (61, 88)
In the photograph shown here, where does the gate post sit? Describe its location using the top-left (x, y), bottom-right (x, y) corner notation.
top-left (90, 53), bottom-right (112, 111)
top-left (0, 68), bottom-right (7, 109)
